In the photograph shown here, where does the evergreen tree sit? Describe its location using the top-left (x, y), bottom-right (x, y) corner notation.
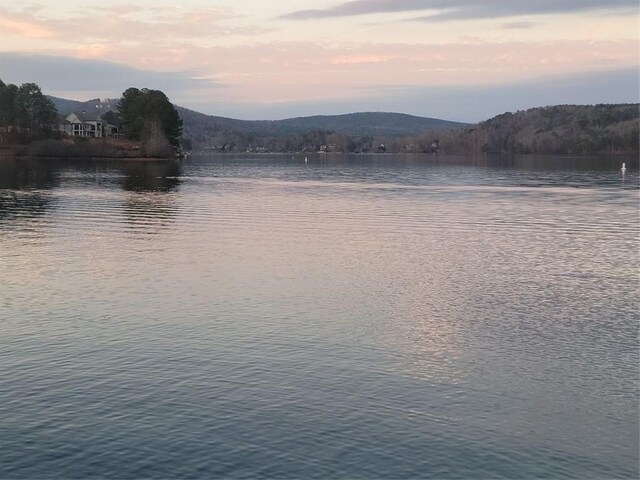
top-left (0, 79), bottom-right (56, 140)
top-left (14, 83), bottom-right (57, 135)
top-left (117, 87), bottom-right (182, 148)
top-left (0, 80), bottom-right (18, 130)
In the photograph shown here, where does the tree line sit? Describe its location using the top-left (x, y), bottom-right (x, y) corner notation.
top-left (2, 79), bottom-right (636, 156)
top-left (185, 104), bottom-right (639, 155)
top-left (0, 79), bottom-right (57, 143)
top-left (434, 104), bottom-right (640, 155)
top-left (0, 79), bottom-right (183, 156)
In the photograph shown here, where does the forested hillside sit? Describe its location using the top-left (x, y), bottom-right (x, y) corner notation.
top-left (49, 95), bottom-right (638, 155)
top-left (49, 96), bottom-right (464, 151)
top-left (174, 107), bottom-right (466, 151)
top-left (427, 104), bottom-right (639, 155)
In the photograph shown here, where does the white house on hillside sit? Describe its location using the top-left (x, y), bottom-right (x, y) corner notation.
top-left (58, 111), bottom-right (120, 138)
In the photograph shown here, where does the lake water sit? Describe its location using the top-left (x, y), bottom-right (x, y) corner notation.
top-left (1, 154), bottom-right (638, 479)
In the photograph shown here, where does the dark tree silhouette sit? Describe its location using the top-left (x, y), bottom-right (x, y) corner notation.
top-left (117, 87), bottom-right (183, 150)
top-left (0, 79), bottom-right (57, 142)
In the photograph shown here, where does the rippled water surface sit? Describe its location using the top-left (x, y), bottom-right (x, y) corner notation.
top-left (1, 154), bottom-right (638, 479)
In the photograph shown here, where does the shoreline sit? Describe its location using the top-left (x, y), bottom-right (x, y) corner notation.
top-left (191, 150), bottom-right (638, 157)
top-left (0, 153), bottom-right (176, 162)
top-left (1, 150), bottom-right (635, 161)
top-left (0, 137), bottom-right (177, 161)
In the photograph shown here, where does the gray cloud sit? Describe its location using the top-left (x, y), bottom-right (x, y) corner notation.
top-left (0, 52), bottom-right (222, 99)
top-left (281, 0), bottom-right (427, 19)
top-left (356, 68), bottom-right (640, 122)
top-left (281, 0), bottom-right (637, 21)
top-left (189, 68), bottom-right (640, 122)
top-left (501, 22), bottom-right (538, 29)
top-left (2, 53), bottom-right (636, 123)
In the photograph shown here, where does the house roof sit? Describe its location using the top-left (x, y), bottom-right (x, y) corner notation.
top-left (71, 111), bottom-right (101, 122)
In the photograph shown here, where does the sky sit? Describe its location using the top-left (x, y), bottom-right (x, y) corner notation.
top-left (0, 0), bottom-right (638, 121)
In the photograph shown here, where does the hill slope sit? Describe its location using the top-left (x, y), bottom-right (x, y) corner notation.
top-left (174, 107), bottom-right (466, 149)
top-left (49, 97), bottom-right (119, 116)
top-left (48, 96), bottom-right (466, 150)
top-left (49, 96), bottom-right (638, 154)
top-left (431, 104), bottom-right (639, 155)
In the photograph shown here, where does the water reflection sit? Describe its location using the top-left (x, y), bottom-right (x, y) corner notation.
top-left (0, 158), bottom-right (59, 223)
top-left (0, 156), bottom-right (182, 192)
top-left (120, 161), bottom-right (181, 193)
top-left (183, 154), bottom-right (639, 196)
top-left (0, 157), bottom-right (182, 232)
top-left (204, 152), bottom-right (639, 171)
top-left (0, 190), bottom-right (53, 224)
top-left (0, 157), bottom-right (62, 190)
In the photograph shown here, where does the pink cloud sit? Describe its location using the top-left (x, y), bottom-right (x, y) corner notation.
top-left (0, 5), bottom-right (273, 45)
top-left (1, 4), bottom-right (637, 108)
top-left (22, 39), bottom-right (634, 104)
top-left (332, 54), bottom-right (394, 65)
top-left (0, 13), bottom-right (56, 38)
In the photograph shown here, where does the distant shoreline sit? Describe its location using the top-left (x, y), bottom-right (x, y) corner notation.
top-left (0, 154), bottom-right (174, 162)
top-left (190, 150), bottom-right (636, 157)
top-left (1, 148), bottom-right (635, 160)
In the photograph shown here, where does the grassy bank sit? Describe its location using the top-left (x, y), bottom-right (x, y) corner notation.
top-left (1, 137), bottom-right (174, 159)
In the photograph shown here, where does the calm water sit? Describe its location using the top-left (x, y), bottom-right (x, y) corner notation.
top-left (1, 154), bottom-right (638, 479)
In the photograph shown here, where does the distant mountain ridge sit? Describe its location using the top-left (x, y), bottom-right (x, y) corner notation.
top-left (49, 97), bottom-right (119, 117)
top-left (48, 96), bottom-right (638, 155)
top-left (174, 107), bottom-right (466, 136)
top-left (48, 96), bottom-right (467, 149)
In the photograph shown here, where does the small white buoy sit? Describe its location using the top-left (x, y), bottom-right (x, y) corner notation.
top-left (621, 162), bottom-right (626, 174)
top-left (304, 156), bottom-right (308, 164)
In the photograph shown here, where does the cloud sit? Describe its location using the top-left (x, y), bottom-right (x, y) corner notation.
top-left (281, 0), bottom-right (638, 21)
top-left (2, 50), bottom-right (635, 122)
top-left (351, 68), bottom-right (640, 122)
top-left (195, 68), bottom-right (640, 122)
top-left (0, 12), bottom-right (56, 38)
top-left (501, 22), bottom-right (538, 29)
top-left (0, 52), bottom-right (222, 99)
top-left (331, 54), bottom-right (394, 65)
top-left (2, 36), bottom-right (636, 110)
top-left (0, 5), bottom-right (272, 44)
top-left (280, 0), bottom-right (428, 19)
top-left (35, 38), bottom-right (631, 108)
